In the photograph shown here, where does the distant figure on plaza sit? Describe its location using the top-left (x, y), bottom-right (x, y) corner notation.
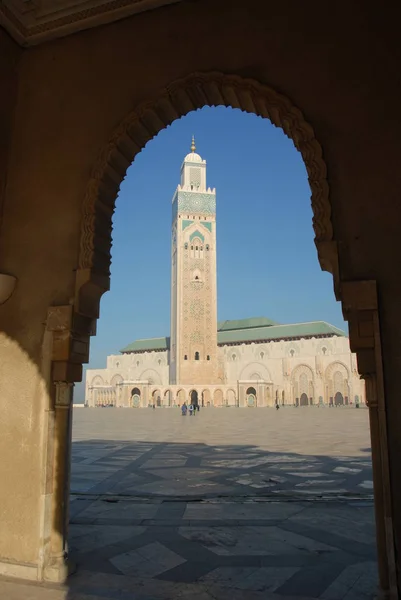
top-left (275, 402), bottom-right (280, 410)
top-left (153, 403), bottom-right (156, 410)
top-left (181, 402), bottom-right (187, 416)
top-left (189, 403), bottom-right (194, 416)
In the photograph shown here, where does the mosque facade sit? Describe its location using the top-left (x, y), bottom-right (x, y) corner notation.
top-left (85, 141), bottom-right (365, 409)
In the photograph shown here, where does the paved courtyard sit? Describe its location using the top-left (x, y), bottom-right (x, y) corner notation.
top-left (71, 406), bottom-right (373, 499)
top-left (0, 407), bottom-right (378, 600)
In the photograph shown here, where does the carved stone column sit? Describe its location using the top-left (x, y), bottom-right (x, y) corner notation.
top-left (342, 281), bottom-right (397, 599)
top-left (42, 306), bottom-right (93, 582)
top-left (44, 381), bottom-right (74, 582)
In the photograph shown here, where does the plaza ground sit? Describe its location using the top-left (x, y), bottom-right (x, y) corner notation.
top-left (1, 407), bottom-right (378, 599)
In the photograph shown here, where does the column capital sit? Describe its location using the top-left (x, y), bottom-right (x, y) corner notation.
top-left (340, 280), bottom-right (379, 376)
top-left (54, 381), bottom-right (73, 408)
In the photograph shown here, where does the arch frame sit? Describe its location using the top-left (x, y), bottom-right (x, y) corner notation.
top-left (324, 360), bottom-right (350, 380)
top-left (290, 362), bottom-right (315, 382)
top-left (75, 71), bottom-right (338, 319)
top-left (239, 361), bottom-right (272, 382)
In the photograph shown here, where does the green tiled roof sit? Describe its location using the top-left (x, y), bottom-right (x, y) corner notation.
top-left (120, 319), bottom-right (346, 353)
top-left (217, 317), bottom-right (278, 331)
top-left (120, 337), bottom-right (169, 353)
top-left (217, 321), bottom-right (346, 345)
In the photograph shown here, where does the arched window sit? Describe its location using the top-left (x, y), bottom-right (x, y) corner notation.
top-left (184, 243), bottom-right (188, 250)
top-left (158, 359), bottom-right (161, 365)
top-left (206, 244), bottom-right (210, 251)
top-left (184, 354), bottom-right (188, 360)
top-left (195, 351), bottom-right (200, 360)
top-left (260, 351), bottom-right (264, 359)
top-left (207, 355), bottom-right (210, 360)
top-left (232, 353), bottom-right (236, 361)
top-left (289, 349), bottom-right (295, 357)
top-left (322, 346), bottom-right (327, 355)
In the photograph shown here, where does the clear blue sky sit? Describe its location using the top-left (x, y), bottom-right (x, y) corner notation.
top-left (75, 106), bottom-right (346, 401)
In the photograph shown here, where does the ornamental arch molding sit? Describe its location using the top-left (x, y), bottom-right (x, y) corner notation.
top-left (110, 374), bottom-right (123, 387)
top-left (291, 363), bottom-right (315, 405)
top-left (75, 71), bottom-right (336, 319)
top-left (291, 363), bottom-right (315, 382)
top-left (324, 361), bottom-right (350, 380)
top-left (139, 369), bottom-right (162, 385)
top-left (239, 361), bottom-right (272, 382)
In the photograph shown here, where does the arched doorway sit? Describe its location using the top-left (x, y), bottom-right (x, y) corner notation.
top-left (226, 389), bottom-right (236, 407)
top-left (325, 362), bottom-right (350, 407)
top-left (190, 389), bottom-right (199, 408)
top-left (131, 387), bottom-right (141, 408)
top-left (177, 389), bottom-right (186, 406)
top-left (213, 389), bottom-right (224, 407)
top-left (300, 393), bottom-right (309, 407)
top-left (152, 389), bottom-right (162, 407)
top-left (201, 389), bottom-right (211, 407)
top-left (246, 387), bottom-right (257, 407)
top-left (335, 392), bottom-right (344, 406)
top-left (291, 364), bottom-right (314, 407)
top-left (163, 389), bottom-right (172, 407)
top-left (49, 69), bottom-right (391, 596)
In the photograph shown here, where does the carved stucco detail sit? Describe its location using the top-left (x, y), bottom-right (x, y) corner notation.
top-left (77, 72), bottom-right (335, 316)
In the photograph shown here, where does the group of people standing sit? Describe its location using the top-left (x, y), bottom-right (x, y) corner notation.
top-left (181, 402), bottom-right (199, 416)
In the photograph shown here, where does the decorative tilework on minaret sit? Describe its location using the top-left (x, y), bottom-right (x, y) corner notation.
top-left (170, 138), bottom-right (218, 385)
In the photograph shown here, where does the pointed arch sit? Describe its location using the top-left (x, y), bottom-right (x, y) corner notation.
top-left (75, 71), bottom-right (335, 319)
top-left (239, 361), bottom-right (272, 382)
top-left (139, 368), bottom-right (162, 385)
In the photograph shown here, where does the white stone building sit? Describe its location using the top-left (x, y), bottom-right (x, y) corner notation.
top-left (85, 141), bottom-right (365, 409)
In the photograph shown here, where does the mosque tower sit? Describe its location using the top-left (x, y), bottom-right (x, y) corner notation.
top-left (170, 138), bottom-right (218, 385)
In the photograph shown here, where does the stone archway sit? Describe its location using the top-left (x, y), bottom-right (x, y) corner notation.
top-left (226, 388), bottom-right (236, 407)
top-left (335, 391), bottom-right (344, 406)
top-left (213, 389), bottom-right (224, 407)
top-left (246, 386), bottom-right (257, 407)
top-left (300, 393), bottom-right (309, 407)
top-left (190, 389), bottom-right (199, 408)
top-left (163, 389), bottom-right (172, 407)
top-left (152, 389), bottom-right (162, 407)
top-left (176, 389), bottom-right (186, 405)
top-left (201, 389), bottom-right (211, 407)
top-left (325, 362), bottom-right (350, 407)
top-left (131, 387), bottom-right (141, 408)
top-left (291, 364), bottom-right (314, 407)
top-left (62, 71), bottom-right (392, 596)
top-left (75, 72), bottom-right (336, 320)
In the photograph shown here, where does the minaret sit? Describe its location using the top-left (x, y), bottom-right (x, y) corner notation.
top-left (170, 137), bottom-right (218, 385)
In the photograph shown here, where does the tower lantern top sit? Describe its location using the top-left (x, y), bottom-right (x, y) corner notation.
top-left (183, 135), bottom-right (203, 163)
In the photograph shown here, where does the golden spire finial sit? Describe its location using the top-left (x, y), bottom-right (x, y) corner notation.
top-left (191, 135), bottom-right (196, 153)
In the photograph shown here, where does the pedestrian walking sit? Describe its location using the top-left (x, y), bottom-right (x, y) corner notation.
top-left (181, 402), bottom-right (187, 416)
top-left (189, 403), bottom-right (194, 416)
